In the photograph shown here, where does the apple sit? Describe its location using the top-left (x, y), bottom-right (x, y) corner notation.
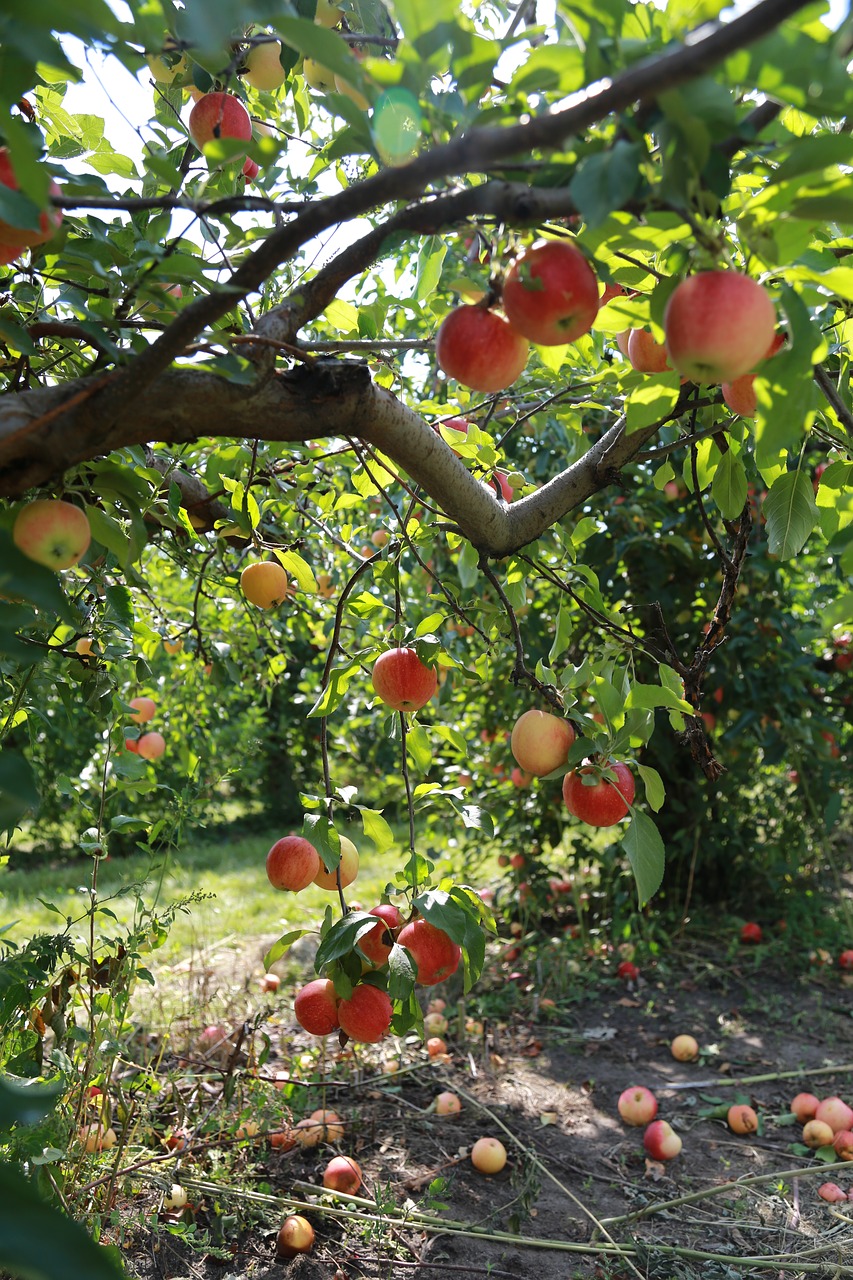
top-left (75, 637), bottom-right (95, 657)
top-left (617, 1086), bottom-right (658, 1127)
top-left (269, 1129), bottom-right (295, 1150)
top-left (260, 972), bottom-right (280, 993)
top-left (397, 918), bottom-right (461, 986)
top-left (740, 922), bottom-right (763, 945)
top-left (294, 978), bottom-right (340, 1035)
top-left (562, 762), bottom-right (635, 827)
top-left (643, 1119), bottom-right (682, 1160)
top-left (163, 1184), bottom-right (188, 1210)
top-left (435, 1091), bottom-right (462, 1116)
top-left (293, 1117), bottom-right (324, 1147)
top-left (323, 1155), bottom-right (362, 1194)
top-left (334, 65), bottom-right (370, 110)
top-left (371, 529), bottom-right (389, 548)
top-left (840, 951), bottom-right (853, 971)
top-left (470, 1136), bottom-right (507, 1174)
top-left (241, 561), bottom-right (289, 609)
top-left (815, 1097), bottom-right (853, 1134)
top-left (627, 328), bottom-right (669, 373)
top-left (427, 1036), bottom-right (447, 1057)
top-left (162, 1128), bottom-right (189, 1152)
top-left (501, 239), bottom-right (598, 346)
top-left (129, 696), bottom-right (156, 724)
top-left (244, 39), bottom-right (285, 91)
top-left (423, 1011), bottom-right (448, 1036)
top-left (236, 1120), bottom-right (260, 1139)
top-left (435, 304), bottom-right (529, 393)
top-left (833, 1129), bottom-right (853, 1161)
top-left (358, 903), bottom-right (404, 967)
top-left (276, 1214), bottom-right (315, 1259)
top-left (13, 500), bottom-right (91, 570)
top-left (316, 572), bottom-right (335, 597)
top-left (510, 709), bottom-right (576, 776)
top-left (137, 731), bottom-right (166, 760)
top-left (313, 834), bottom-right (359, 891)
top-left (0, 148), bottom-right (63, 249)
top-left (671, 1034), bottom-right (699, 1062)
top-left (818, 1182), bottom-right (848, 1203)
top-left (790, 1093), bottom-right (820, 1123)
top-left (803, 1119), bottom-right (835, 1149)
top-left (303, 59), bottom-right (336, 91)
top-left (163, 638), bottom-right (183, 655)
top-left (599, 282), bottom-right (625, 308)
top-left (427, 997), bottom-right (446, 1014)
top-left (663, 272), bottom-right (776, 383)
top-left (266, 835), bottom-right (321, 891)
top-left (315, 0), bottom-right (343, 25)
top-left (309, 1108), bottom-right (345, 1143)
top-left (188, 93), bottom-right (253, 159)
top-left (615, 329), bottom-right (633, 357)
top-left (727, 1104), bottom-right (758, 1134)
top-left (509, 854), bottom-right (525, 871)
top-left (617, 960), bottom-right (640, 982)
top-left (336, 983), bottom-right (393, 1043)
top-left (241, 157), bottom-right (259, 182)
top-left (372, 647), bottom-right (437, 713)
top-left (721, 332), bottom-right (784, 416)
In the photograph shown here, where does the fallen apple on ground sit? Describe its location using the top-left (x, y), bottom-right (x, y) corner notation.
top-left (617, 1086), bottom-right (658, 1126)
top-left (322, 1155), bottom-right (362, 1194)
top-left (276, 1215), bottom-right (315, 1258)
top-left (671, 1034), bottom-right (700, 1062)
top-left (470, 1136), bottom-right (507, 1174)
top-left (643, 1119), bottom-right (682, 1160)
top-left (727, 1104), bottom-right (758, 1134)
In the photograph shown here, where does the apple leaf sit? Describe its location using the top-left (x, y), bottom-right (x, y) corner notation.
top-left (0, 750), bottom-right (39, 834)
top-left (568, 141), bottom-right (644, 229)
top-left (303, 815), bottom-right (340, 871)
top-left (387, 942), bottom-right (417, 999)
top-left (711, 448), bottom-right (747, 521)
top-left (637, 763), bottom-right (665, 813)
top-left (358, 806), bottom-right (395, 854)
top-left (764, 471), bottom-right (819, 560)
top-left (263, 930), bottom-right (307, 970)
top-left (0, 1165), bottom-right (124, 1280)
top-left (314, 912), bottom-right (379, 969)
top-left (621, 811), bottom-right (665, 906)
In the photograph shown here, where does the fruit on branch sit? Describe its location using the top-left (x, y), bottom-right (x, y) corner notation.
top-left (617, 1086), bottom-right (658, 1126)
top-left (241, 157), bottom-right (260, 182)
top-left (0, 148), bottom-right (63, 250)
top-left (627, 328), bottom-right (669, 373)
top-left (435, 1091), bottom-right (462, 1116)
top-left (663, 272), bottom-right (776, 383)
top-left (670, 1034), bottom-right (699, 1062)
top-left (241, 561), bottom-right (289, 608)
top-left (129, 696), bottom-right (157, 724)
top-left (322, 1155), bottom-right (362, 1194)
top-left (815, 1097), bottom-right (853, 1134)
top-left (802, 1119), bottom-right (835, 1149)
top-left (189, 93), bottom-right (253, 158)
top-left (721, 332), bottom-right (785, 416)
top-left (616, 330), bottom-right (633, 357)
top-left (146, 41), bottom-right (188, 84)
top-left (599, 282), bottom-right (625, 308)
top-left (372, 648), bottom-right (437, 713)
top-left (510, 767), bottom-right (532, 788)
top-left (12, 499), bottom-right (91, 570)
top-left (315, 0), bottom-right (344, 25)
top-left (435, 304), bottom-right (529, 393)
top-left (436, 415), bottom-right (470, 456)
top-left (336, 983), bottom-right (393, 1042)
top-left (137, 731), bottom-right (166, 760)
top-left (359, 903), bottom-right (404, 967)
top-left (493, 470), bottom-right (515, 503)
top-left (266, 835), bottom-right (321, 891)
top-left (163, 638), bottom-right (183, 655)
top-left (501, 240), bottom-right (598, 346)
top-left (397, 918), bottom-right (461, 986)
top-left (562, 762), bottom-right (635, 827)
top-left (294, 978), bottom-right (340, 1035)
top-left (313, 834), bottom-right (360, 891)
top-left (643, 1120), bottom-right (682, 1160)
top-left (244, 39), bottom-right (286, 91)
top-left (510, 709), bottom-right (576, 776)
top-left (334, 58), bottom-right (370, 110)
top-left (470, 1137), bottom-right (507, 1174)
top-left (276, 1215), bottom-right (315, 1259)
top-left (303, 59), bottom-right (336, 91)
top-left (740, 922), bottom-right (762, 944)
top-left (790, 1093), bottom-right (820, 1123)
top-left (727, 1104), bottom-right (758, 1134)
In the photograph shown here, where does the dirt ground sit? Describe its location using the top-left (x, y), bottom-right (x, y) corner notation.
top-left (120, 937), bottom-right (853, 1280)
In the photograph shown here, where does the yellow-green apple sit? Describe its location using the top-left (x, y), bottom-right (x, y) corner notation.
top-left (241, 561), bottom-right (289, 608)
top-left (510, 709), bottom-right (576, 776)
top-left (322, 1155), bottom-right (362, 1194)
top-left (470, 1136), bottom-right (507, 1174)
top-left (0, 148), bottom-right (63, 249)
top-left (818, 1182), bottom-right (848, 1203)
top-left (79, 1123), bottom-right (117, 1152)
top-left (314, 0), bottom-right (343, 25)
top-left (309, 1108), bottom-right (345, 1142)
top-left (397, 918), bottom-right (461, 986)
top-left (75, 637), bottom-right (95, 657)
top-left (562, 762), bottom-right (634, 826)
top-left (501, 240), bottom-right (598, 345)
top-left (727, 1104), bottom-right (758, 1134)
top-left (293, 1117), bottom-right (324, 1146)
top-left (129, 696), bottom-right (156, 724)
top-left (358, 903), bottom-right (404, 967)
top-left (617, 1086), bottom-right (658, 1126)
top-left (189, 93), bottom-right (253, 159)
top-left (815, 1097), bottom-right (853, 1134)
top-left (435, 304), bottom-right (529, 393)
top-left (146, 40), bottom-right (188, 84)
top-left (643, 1119), bottom-right (681, 1160)
top-left (244, 38), bottom-right (285, 91)
top-left (663, 272), bottom-right (776, 383)
top-left (628, 328), bottom-right (669, 373)
top-left (435, 1091), bottom-right (461, 1116)
top-left (803, 1119), bottom-right (835, 1149)
top-left (163, 1184), bottom-right (188, 1210)
top-left (303, 58), bottom-right (335, 91)
top-left (721, 332), bottom-right (785, 416)
top-left (334, 58), bottom-right (370, 110)
top-left (13, 499), bottom-right (91, 570)
top-left (670, 1034), bottom-right (699, 1062)
top-left (337, 983), bottom-right (392, 1043)
top-left (276, 1215), bottom-right (315, 1259)
top-left (424, 1011), bottom-right (448, 1036)
top-left (294, 978), bottom-right (339, 1035)
top-left (137, 731), bottom-right (166, 760)
top-left (266, 835), bottom-right (321, 891)
top-left (313, 834), bottom-right (359, 891)
top-left (790, 1093), bottom-right (820, 1123)
top-left (372, 647), bottom-right (437, 713)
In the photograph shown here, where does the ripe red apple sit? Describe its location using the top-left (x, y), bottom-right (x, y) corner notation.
top-left (740, 922), bottom-right (763, 945)
top-left (358, 903), bottom-right (404, 967)
top-left (562, 762), bottom-right (635, 826)
top-left (266, 835), bottom-right (321, 891)
top-left (0, 147), bottom-right (63, 249)
top-left (617, 1085), bottom-right (658, 1126)
top-left (671, 1034), bottom-right (699, 1062)
top-left (435, 304), bottom-right (529, 393)
top-left (510, 709), bottom-right (576, 776)
top-left (627, 328), bottom-right (669, 373)
top-left (790, 1093), bottom-right (820, 1123)
top-left (617, 960), bottom-right (640, 982)
top-left (833, 1129), bottom-right (853, 1161)
top-left (501, 239), bottom-right (598, 346)
top-left (643, 1119), bottom-right (682, 1160)
top-left (397, 918), bottom-right (461, 986)
top-left (663, 272), bottom-right (776, 383)
top-left (241, 561), bottom-right (288, 608)
top-left (293, 978), bottom-right (340, 1035)
top-left (137, 731), bottom-right (166, 761)
top-left (276, 1214), bottom-right (315, 1259)
top-left (815, 1097), bottom-right (853, 1134)
top-left (313, 835), bottom-right (359, 891)
top-left (322, 1155), bottom-right (362, 1194)
top-left (727, 1104), bottom-right (758, 1135)
top-left (599, 282), bottom-right (625, 308)
top-left (470, 1136), bottom-right (507, 1174)
top-left (426, 1036), bottom-right (447, 1057)
top-left (189, 92), bottom-right (253, 159)
top-left (803, 1118), bottom-right (835, 1149)
top-left (242, 157), bottom-right (260, 182)
top-left (336, 983), bottom-right (393, 1043)
top-left (818, 1181), bottom-right (849, 1203)
top-left (372, 647), bottom-right (437, 713)
top-left (125, 737), bottom-right (139, 754)
top-left (13, 499), bottom-right (91, 570)
top-left (435, 1090), bottom-right (462, 1116)
top-left (129, 696), bottom-right (156, 724)
top-left (721, 331), bottom-right (784, 416)
top-left (839, 950), bottom-right (853, 971)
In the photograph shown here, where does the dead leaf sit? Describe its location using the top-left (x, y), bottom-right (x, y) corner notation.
top-left (616, 998), bottom-right (641, 1008)
top-left (539, 1112), bottom-right (559, 1126)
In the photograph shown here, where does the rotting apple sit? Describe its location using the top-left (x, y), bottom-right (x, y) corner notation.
top-left (435, 304), bottom-right (529, 393)
top-left (423, 1011), bottom-right (448, 1036)
top-left (294, 978), bottom-right (340, 1035)
top-left (617, 1086), bottom-right (658, 1127)
top-left (372, 647), bottom-right (437, 713)
top-left (501, 239), bottom-right (598, 346)
top-left (833, 1129), bottom-right (853, 1161)
top-left (266, 835), bottom-right (321, 891)
top-left (397, 918), bottom-right (461, 986)
top-left (818, 1182), bottom-right (848, 1203)
top-left (426, 1036), bottom-right (447, 1057)
top-left (13, 499), bottom-right (91, 570)
top-left (617, 960), bottom-right (640, 982)
top-left (435, 1091), bottom-right (462, 1116)
top-left (643, 1119), bottom-right (682, 1160)
top-left (727, 1104), bottom-right (758, 1135)
top-left (309, 1109), bottom-right (345, 1143)
top-left (663, 271), bottom-right (776, 384)
top-left (510, 709), bottom-right (576, 776)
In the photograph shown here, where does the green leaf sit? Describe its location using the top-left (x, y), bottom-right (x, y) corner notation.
top-left (621, 810), bottom-right (665, 906)
top-left (548, 601), bottom-right (573, 664)
top-left (303, 815), bottom-right (340, 871)
top-left (0, 1165), bottom-right (123, 1280)
top-left (0, 750), bottom-right (39, 833)
top-left (711, 449), bottom-right (747, 521)
top-left (637, 764), bottom-right (665, 813)
top-left (457, 540), bottom-right (479, 589)
top-left (406, 722), bottom-right (432, 773)
top-left (568, 141), bottom-right (643, 229)
top-left (359, 807), bottom-right (395, 854)
top-left (314, 912), bottom-right (379, 969)
top-left (764, 471), bottom-right (819, 560)
top-left (263, 930), bottom-right (307, 970)
top-left (0, 531), bottom-right (77, 623)
top-left (625, 376), bottom-right (681, 433)
top-left (274, 549), bottom-right (317, 593)
top-left (415, 236), bottom-right (446, 302)
top-left (0, 1073), bottom-right (62, 1131)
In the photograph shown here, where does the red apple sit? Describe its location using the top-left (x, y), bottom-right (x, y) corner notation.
top-left (426, 1036), bottom-right (447, 1057)
top-left (129, 696), bottom-right (156, 724)
top-left (397, 918), bottom-right (461, 986)
top-left (0, 147), bottom-right (63, 249)
top-left (727, 1104), bottom-right (758, 1134)
top-left (336, 983), bottom-right (393, 1043)
top-left (493, 470), bottom-right (515, 503)
top-left (617, 960), bottom-right (640, 982)
top-left (313, 835), bottom-right (359, 891)
top-left (137, 731), bottom-right (166, 760)
top-left (435, 304), bottom-right (529, 393)
top-left (599, 282), bottom-right (625, 308)
top-left (663, 272), bottom-right (776, 383)
top-left (189, 92), bottom-right (253, 159)
top-left (643, 1119), bottom-right (682, 1160)
top-left (501, 239), bottom-right (598, 346)
top-left (293, 978), bottom-right (340, 1035)
top-left (470, 1136), bottom-right (507, 1174)
top-left (372, 648), bottom-right (437, 713)
top-left (276, 1214), bottom-right (315, 1258)
top-left (510, 709), bottom-right (576, 776)
top-left (309, 1108), bottom-right (345, 1142)
top-left (815, 1097), bottom-right (853, 1134)
top-left (670, 1034), bottom-right (699, 1062)
top-left (721, 332), bottom-right (784, 416)
top-left (617, 1085), bottom-right (658, 1126)
top-left (818, 1182), bottom-right (848, 1203)
top-left (790, 1093), bottom-right (820, 1123)
top-left (241, 561), bottom-right (289, 608)
top-left (435, 1090), bottom-right (462, 1116)
top-left (322, 1155), bottom-right (362, 1194)
top-left (627, 328), bottom-right (669, 373)
top-left (833, 1129), bottom-right (853, 1161)
top-left (740, 922), bottom-right (763, 945)
top-left (13, 499), bottom-right (91, 570)
top-left (358, 903), bottom-right (404, 967)
top-left (266, 835), bottom-right (321, 891)
top-left (839, 950), bottom-right (853, 971)
top-left (562, 762), bottom-right (635, 826)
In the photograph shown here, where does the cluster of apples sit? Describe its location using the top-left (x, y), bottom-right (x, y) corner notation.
top-left (124, 695), bottom-right (166, 761)
top-left (617, 1085), bottom-right (682, 1161)
top-left (12, 498), bottom-right (91, 571)
top-left (510, 708), bottom-right (635, 827)
top-left (791, 1091), bottom-right (853, 1158)
top-left (0, 147), bottom-right (63, 265)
